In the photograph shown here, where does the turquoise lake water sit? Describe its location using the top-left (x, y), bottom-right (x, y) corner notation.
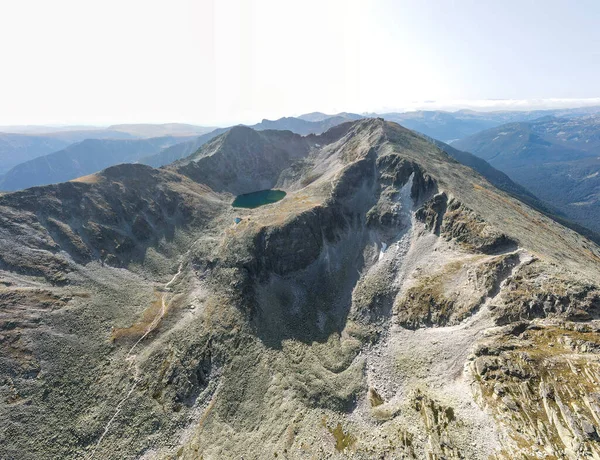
top-left (232, 189), bottom-right (286, 208)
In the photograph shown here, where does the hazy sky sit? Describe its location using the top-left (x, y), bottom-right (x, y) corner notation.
top-left (1, 0), bottom-right (599, 126)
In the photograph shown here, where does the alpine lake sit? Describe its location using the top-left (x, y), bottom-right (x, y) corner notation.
top-left (232, 189), bottom-right (286, 209)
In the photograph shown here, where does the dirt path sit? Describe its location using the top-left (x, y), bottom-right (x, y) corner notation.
top-left (86, 261), bottom-right (185, 459)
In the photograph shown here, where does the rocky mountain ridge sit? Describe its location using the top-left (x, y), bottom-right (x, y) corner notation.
top-left (0, 115), bottom-right (364, 191)
top-left (1, 119), bottom-right (599, 459)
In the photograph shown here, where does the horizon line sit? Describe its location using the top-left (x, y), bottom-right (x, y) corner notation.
top-left (2, 97), bottom-right (600, 129)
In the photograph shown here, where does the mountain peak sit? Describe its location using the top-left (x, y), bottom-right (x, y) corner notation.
top-left (226, 123), bottom-right (262, 138)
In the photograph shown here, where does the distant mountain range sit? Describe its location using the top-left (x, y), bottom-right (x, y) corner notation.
top-left (144, 116), bottom-right (362, 168)
top-left (298, 107), bottom-right (600, 143)
top-left (3, 109), bottom-right (600, 242)
top-left (0, 136), bottom-right (194, 191)
top-left (0, 123), bottom-right (214, 174)
top-left (0, 124), bottom-right (214, 175)
top-left (0, 129), bottom-right (152, 174)
top-left (454, 115), bottom-right (600, 233)
top-left (0, 123), bottom-right (214, 137)
top-left (250, 115), bottom-right (360, 135)
top-left (378, 106), bottom-right (600, 142)
top-left (107, 123), bottom-right (215, 138)
top-left (296, 112), bottom-right (364, 122)
top-left (0, 133), bottom-right (71, 174)
top-left (0, 116), bottom-right (366, 190)
top-left (140, 129), bottom-right (230, 168)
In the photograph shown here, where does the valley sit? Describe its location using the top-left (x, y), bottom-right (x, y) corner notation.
top-left (455, 115), bottom-right (600, 233)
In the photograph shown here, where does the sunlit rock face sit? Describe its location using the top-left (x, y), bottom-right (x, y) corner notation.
top-left (1, 119), bottom-right (600, 459)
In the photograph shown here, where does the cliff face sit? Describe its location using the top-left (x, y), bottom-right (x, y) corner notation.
top-left (1, 119), bottom-right (600, 459)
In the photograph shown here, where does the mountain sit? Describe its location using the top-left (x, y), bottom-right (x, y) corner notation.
top-left (378, 106), bottom-right (600, 143)
top-left (0, 116), bottom-right (358, 189)
top-left (2, 119), bottom-right (600, 459)
top-left (432, 136), bottom-right (600, 244)
top-left (452, 117), bottom-right (598, 168)
top-left (250, 115), bottom-right (362, 135)
top-left (0, 130), bottom-right (146, 174)
top-left (381, 110), bottom-right (501, 142)
top-left (149, 123), bottom-right (598, 245)
top-left (12, 106), bottom-right (597, 180)
top-left (425, 136), bottom-right (538, 200)
top-left (0, 124), bottom-right (215, 139)
top-left (297, 111), bottom-right (364, 122)
top-left (0, 128), bottom-right (213, 180)
top-left (107, 123), bottom-right (216, 138)
top-left (140, 128), bottom-right (229, 168)
top-left (28, 129), bottom-right (139, 143)
top-left (0, 136), bottom-right (193, 191)
top-left (0, 133), bottom-right (71, 174)
top-left (454, 115), bottom-right (600, 232)
top-left (174, 126), bottom-right (312, 194)
top-left (142, 116), bottom-right (363, 168)
top-left (0, 125), bottom-right (108, 134)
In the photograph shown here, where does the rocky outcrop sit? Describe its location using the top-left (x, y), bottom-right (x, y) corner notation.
top-left (413, 390), bottom-right (462, 459)
top-left (492, 259), bottom-right (600, 325)
top-left (417, 193), bottom-right (518, 254)
top-left (395, 253), bottom-right (520, 329)
top-left (470, 322), bottom-right (600, 459)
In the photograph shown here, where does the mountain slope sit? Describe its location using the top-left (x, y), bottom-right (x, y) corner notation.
top-left (452, 119), bottom-right (596, 168)
top-left (0, 133), bottom-right (71, 174)
top-left (381, 110), bottom-right (500, 142)
top-left (142, 116), bottom-right (362, 168)
top-left (140, 128), bottom-right (229, 168)
top-left (107, 123), bottom-right (215, 138)
top-left (297, 111), bottom-right (364, 122)
top-left (0, 136), bottom-right (192, 191)
top-left (29, 129), bottom-right (139, 143)
top-left (0, 127), bottom-right (217, 179)
top-left (250, 115), bottom-right (361, 135)
top-left (427, 137), bottom-right (600, 244)
top-left (0, 116), bottom-right (358, 188)
top-left (454, 115), bottom-right (600, 232)
top-left (1, 119), bottom-right (600, 459)
top-left (173, 126), bottom-right (313, 194)
top-left (379, 106), bottom-right (600, 143)
top-left (426, 137), bottom-right (538, 200)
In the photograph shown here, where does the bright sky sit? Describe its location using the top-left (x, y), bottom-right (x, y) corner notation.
top-left (1, 0), bottom-right (599, 126)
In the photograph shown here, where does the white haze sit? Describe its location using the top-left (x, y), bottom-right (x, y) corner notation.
top-left (1, 0), bottom-right (599, 126)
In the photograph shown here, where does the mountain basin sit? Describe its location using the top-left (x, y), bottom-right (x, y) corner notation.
top-left (232, 189), bottom-right (286, 208)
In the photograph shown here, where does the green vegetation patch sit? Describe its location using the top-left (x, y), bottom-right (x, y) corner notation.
top-left (326, 421), bottom-right (356, 452)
